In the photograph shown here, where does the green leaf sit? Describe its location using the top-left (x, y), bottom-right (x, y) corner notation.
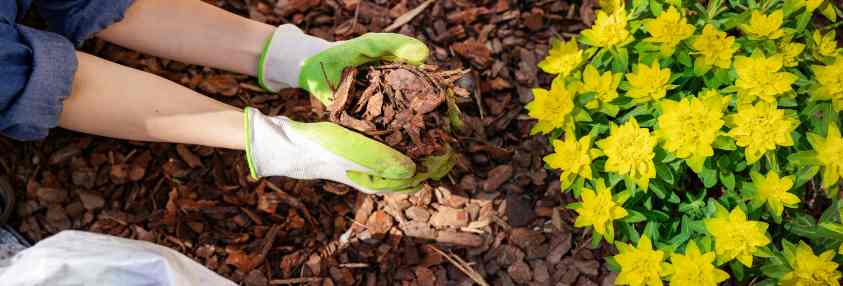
top-left (786, 212), bottom-right (823, 240)
top-left (612, 48), bottom-right (629, 73)
top-left (623, 210), bottom-right (648, 223)
top-left (713, 135), bottom-right (737, 150)
top-left (760, 261), bottom-right (790, 279)
top-left (795, 11), bottom-right (812, 32)
top-left (620, 222), bottom-right (640, 244)
top-left (819, 222), bottom-right (843, 238)
top-left (614, 190), bottom-right (633, 205)
top-left (778, 97), bottom-right (798, 107)
top-left (720, 171), bottom-right (736, 191)
top-left (700, 166), bottom-right (718, 188)
top-left (794, 166), bottom-right (820, 189)
top-left (721, 11), bottom-right (751, 31)
top-left (753, 246), bottom-right (776, 258)
top-left (605, 257), bottom-right (621, 272)
top-left (788, 151), bottom-right (820, 167)
top-left (820, 1), bottom-right (838, 20)
top-left (730, 260), bottom-right (745, 281)
top-left (650, 181), bottom-right (668, 199)
top-left (667, 191), bottom-right (680, 204)
top-left (655, 163), bottom-right (675, 185)
top-left (677, 51), bottom-right (692, 67)
top-left (606, 224), bottom-right (616, 244)
top-left (649, 1), bottom-right (663, 16)
top-left (782, 0), bottom-right (804, 16)
top-left (644, 221), bottom-right (660, 241)
top-left (592, 232), bottom-right (602, 248)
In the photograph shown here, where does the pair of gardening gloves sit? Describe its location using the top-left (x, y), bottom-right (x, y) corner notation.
top-left (245, 25), bottom-right (453, 194)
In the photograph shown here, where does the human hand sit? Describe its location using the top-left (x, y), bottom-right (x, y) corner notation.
top-left (253, 26), bottom-right (453, 194)
top-left (244, 108), bottom-right (454, 194)
top-left (257, 24), bottom-right (429, 105)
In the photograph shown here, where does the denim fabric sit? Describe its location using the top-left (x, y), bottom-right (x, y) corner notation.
top-left (0, 0), bottom-right (134, 141)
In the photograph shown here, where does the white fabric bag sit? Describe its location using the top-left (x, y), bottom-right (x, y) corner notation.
top-left (0, 230), bottom-right (236, 286)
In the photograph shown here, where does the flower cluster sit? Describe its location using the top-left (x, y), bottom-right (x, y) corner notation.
top-left (529, 0), bottom-right (843, 284)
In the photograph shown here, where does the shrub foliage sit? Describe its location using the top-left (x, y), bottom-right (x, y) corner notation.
top-left (529, 0), bottom-right (843, 284)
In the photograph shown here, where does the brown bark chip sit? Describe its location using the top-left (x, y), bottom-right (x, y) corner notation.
top-left (430, 206), bottom-right (469, 228)
top-left (328, 64), bottom-right (467, 165)
top-left (436, 231), bottom-right (483, 247)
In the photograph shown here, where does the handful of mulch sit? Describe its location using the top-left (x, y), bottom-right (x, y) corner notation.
top-left (329, 64), bottom-right (469, 171)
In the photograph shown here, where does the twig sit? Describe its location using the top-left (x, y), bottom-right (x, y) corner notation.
top-left (428, 246), bottom-right (489, 286)
top-left (259, 224), bottom-right (282, 259)
top-left (470, 71), bottom-right (485, 119)
top-left (350, 2), bottom-right (360, 34)
top-left (265, 180), bottom-right (318, 225)
top-left (383, 0), bottom-right (436, 32)
top-left (269, 277), bottom-right (324, 285)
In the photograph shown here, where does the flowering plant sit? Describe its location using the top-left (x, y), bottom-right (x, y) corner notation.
top-left (530, 0), bottom-right (843, 283)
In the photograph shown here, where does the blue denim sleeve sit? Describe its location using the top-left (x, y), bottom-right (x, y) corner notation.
top-left (35, 0), bottom-right (135, 46)
top-left (0, 19), bottom-right (77, 141)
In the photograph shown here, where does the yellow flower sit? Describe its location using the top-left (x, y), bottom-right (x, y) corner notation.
top-left (644, 6), bottom-right (695, 55)
top-left (741, 10), bottom-right (785, 39)
top-left (545, 134), bottom-right (597, 190)
top-left (656, 91), bottom-right (729, 173)
top-left (580, 64), bottom-right (622, 109)
top-left (573, 179), bottom-right (627, 239)
top-left (526, 77), bottom-right (576, 134)
top-left (665, 242), bottom-right (730, 286)
top-left (779, 40), bottom-right (806, 67)
top-left (626, 62), bottom-right (675, 103)
top-left (734, 53), bottom-right (797, 103)
top-left (704, 208), bottom-right (771, 267)
top-left (807, 122), bottom-right (843, 189)
top-left (811, 56), bottom-right (843, 112)
top-left (598, 0), bottom-right (624, 13)
top-left (813, 30), bottom-right (839, 59)
top-left (538, 37), bottom-right (583, 77)
top-left (692, 24), bottom-right (738, 69)
top-left (581, 9), bottom-right (631, 48)
top-left (780, 241), bottom-right (842, 286)
top-left (749, 171), bottom-right (800, 220)
top-left (597, 118), bottom-right (657, 190)
top-left (726, 101), bottom-right (799, 164)
top-left (614, 235), bottom-right (665, 286)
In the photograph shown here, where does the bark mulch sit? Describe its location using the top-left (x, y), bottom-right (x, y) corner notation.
top-left (0, 0), bottom-right (616, 285)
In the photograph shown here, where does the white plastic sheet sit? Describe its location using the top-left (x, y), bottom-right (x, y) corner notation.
top-left (0, 230), bottom-right (236, 286)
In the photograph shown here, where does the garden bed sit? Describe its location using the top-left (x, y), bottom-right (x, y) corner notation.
top-left (0, 0), bottom-right (611, 285)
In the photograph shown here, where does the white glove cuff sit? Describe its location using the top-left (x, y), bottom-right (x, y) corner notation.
top-left (258, 24), bottom-right (334, 92)
top-left (246, 107), bottom-right (298, 178)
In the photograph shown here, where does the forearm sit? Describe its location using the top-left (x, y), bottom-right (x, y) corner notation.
top-left (59, 52), bottom-right (245, 150)
top-left (96, 0), bottom-right (274, 76)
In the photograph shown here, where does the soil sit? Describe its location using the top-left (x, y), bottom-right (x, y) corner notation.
top-left (0, 0), bottom-right (615, 285)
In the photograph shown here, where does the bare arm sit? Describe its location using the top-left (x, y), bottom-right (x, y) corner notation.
top-left (96, 0), bottom-right (275, 77)
top-left (59, 52), bottom-right (245, 150)
top-left (60, 0), bottom-right (276, 149)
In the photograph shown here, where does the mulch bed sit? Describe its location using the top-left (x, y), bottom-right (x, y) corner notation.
top-left (0, 0), bottom-right (615, 285)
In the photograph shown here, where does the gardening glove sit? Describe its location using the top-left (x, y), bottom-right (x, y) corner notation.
top-left (256, 24), bottom-right (429, 104)
top-left (245, 108), bottom-right (455, 194)
top-left (250, 25), bottom-right (454, 193)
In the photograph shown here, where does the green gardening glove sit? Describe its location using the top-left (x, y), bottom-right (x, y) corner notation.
top-left (250, 25), bottom-right (449, 194)
top-left (245, 107), bottom-right (455, 194)
top-left (257, 24), bottom-right (429, 104)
